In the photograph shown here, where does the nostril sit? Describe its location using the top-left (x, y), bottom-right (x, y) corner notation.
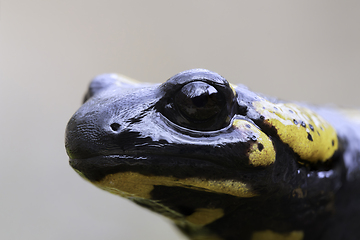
top-left (110, 123), bottom-right (121, 131)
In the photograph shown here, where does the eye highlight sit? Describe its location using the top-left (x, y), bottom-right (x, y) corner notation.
top-left (175, 81), bottom-right (225, 122)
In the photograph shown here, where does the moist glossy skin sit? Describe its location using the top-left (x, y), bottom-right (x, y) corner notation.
top-left (65, 69), bottom-right (360, 240)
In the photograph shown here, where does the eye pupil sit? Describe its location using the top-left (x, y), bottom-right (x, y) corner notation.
top-left (192, 94), bottom-right (208, 107)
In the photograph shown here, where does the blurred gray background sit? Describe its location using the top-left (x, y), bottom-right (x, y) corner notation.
top-left (1, 1), bottom-right (359, 239)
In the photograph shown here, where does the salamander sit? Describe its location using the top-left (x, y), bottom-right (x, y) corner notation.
top-left (65, 69), bottom-right (360, 240)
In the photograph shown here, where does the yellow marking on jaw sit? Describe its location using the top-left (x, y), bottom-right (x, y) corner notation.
top-left (233, 120), bottom-right (276, 167)
top-left (186, 208), bottom-right (224, 226)
top-left (94, 171), bottom-right (257, 199)
top-left (252, 230), bottom-right (304, 240)
top-left (93, 172), bottom-right (227, 239)
top-left (253, 99), bottom-right (338, 163)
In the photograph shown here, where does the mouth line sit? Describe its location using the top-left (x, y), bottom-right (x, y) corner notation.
top-left (69, 153), bottom-right (253, 183)
top-left (70, 153), bottom-right (222, 167)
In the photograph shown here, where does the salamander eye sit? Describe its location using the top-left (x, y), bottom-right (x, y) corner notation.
top-left (175, 81), bottom-right (225, 122)
top-left (158, 69), bottom-right (237, 131)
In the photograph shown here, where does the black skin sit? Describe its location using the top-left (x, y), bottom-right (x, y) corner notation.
top-left (66, 69), bottom-right (360, 240)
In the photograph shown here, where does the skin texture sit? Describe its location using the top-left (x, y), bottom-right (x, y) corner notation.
top-left (66, 69), bottom-right (360, 240)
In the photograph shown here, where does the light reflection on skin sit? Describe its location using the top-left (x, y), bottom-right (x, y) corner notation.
top-left (317, 170), bottom-right (334, 179)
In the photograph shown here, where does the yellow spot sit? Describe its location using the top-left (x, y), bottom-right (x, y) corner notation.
top-left (253, 99), bottom-right (338, 163)
top-left (185, 208), bottom-right (224, 226)
top-left (94, 171), bottom-right (257, 199)
top-left (233, 120), bottom-right (276, 167)
top-left (252, 230), bottom-right (304, 240)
